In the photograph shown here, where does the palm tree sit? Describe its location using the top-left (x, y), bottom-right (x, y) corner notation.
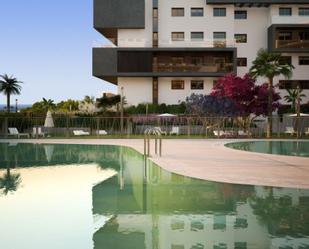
top-left (284, 88), bottom-right (305, 112)
top-left (0, 167), bottom-right (21, 195)
top-left (249, 49), bottom-right (294, 138)
top-left (0, 74), bottom-right (23, 113)
top-left (82, 95), bottom-right (95, 105)
top-left (42, 98), bottom-right (56, 111)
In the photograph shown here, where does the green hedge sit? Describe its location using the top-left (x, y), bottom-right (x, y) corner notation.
top-left (125, 103), bottom-right (186, 115)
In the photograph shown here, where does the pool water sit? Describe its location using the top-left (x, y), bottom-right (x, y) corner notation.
top-left (0, 143), bottom-right (309, 249)
top-left (226, 140), bottom-right (309, 157)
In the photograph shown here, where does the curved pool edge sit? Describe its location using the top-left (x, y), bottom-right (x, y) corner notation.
top-left (1, 138), bottom-right (309, 189)
top-left (224, 139), bottom-right (309, 159)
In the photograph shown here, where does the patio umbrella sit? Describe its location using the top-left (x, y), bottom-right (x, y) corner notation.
top-left (44, 110), bottom-right (54, 127)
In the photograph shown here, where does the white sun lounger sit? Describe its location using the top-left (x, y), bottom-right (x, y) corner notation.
top-left (96, 130), bottom-right (108, 135)
top-left (32, 127), bottom-right (45, 137)
top-left (8, 127), bottom-right (30, 138)
top-left (169, 126), bottom-right (179, 135)
top-left (73, 130), bottom-right (90, 136)
top-left (284, 127), bottom-right (296, 135)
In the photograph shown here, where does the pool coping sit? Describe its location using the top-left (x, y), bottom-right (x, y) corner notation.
top-left (1, 138), bottom-right (309, 189)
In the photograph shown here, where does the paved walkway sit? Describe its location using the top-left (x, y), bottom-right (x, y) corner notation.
top-left (1, 138), bottom-right (309, 189)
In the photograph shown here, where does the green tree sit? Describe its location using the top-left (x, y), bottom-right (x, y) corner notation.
top-left (284, 88), bottom-right (305, 112)
top-left (0, 167), bottom-right (21, 195)
top-left (57, 99), bottom-right (79, 113)
top-left (81, 95), bottom-right (95, 105)
top-left (0, 74), bottom-right (23, 113)
top-left (249, 49), bottom-right (294, 138)
top-left (42, 98), bottom-right (56, 111)
top-left (96, 95), bottom-right (121, 112)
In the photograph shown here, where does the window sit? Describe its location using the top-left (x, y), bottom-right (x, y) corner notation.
top-left (235, 10), bottom-right (247, 19)
top-left (279, 80), bottom-right (309, 89)
top-left (171, 80), bottom-right (185, 90)
top-left (279, 56), bottom-right (292, 65)
top-left (213, 32), bottom-right (226, 47)
top-left (191, 57), bottom-right (203, 65)
top-left (172, 8), bottom-right (184, 17)
top-left (299, 56), bottom-right (309, 65)
top-left (191, 32), bottom-right (204, 40)
top-left (171, 32), bottom-right (184, 41)
top-left (214, 32), bottom-right (226, 39)
top-left (153, 32), bottom-right (158, 48)
top-left (153, 8), bottom-right (158, 18)
top-left (214, 8), bottom-right (226, 17)
top-left (172, 57), bottom-right (184, 64)
top-left (237, 58), bottom-right (247, 67)
top-left (191, 8), bottom-right (204, 17)
top-left (278, 31), bottom-right (292, 41)
top-left (235, 34), bottom-right (247, 43)
top-left (279, 8), bottom-right (292, 16)
top-left (299, 31), bottom-right (309, 41)
top-left (191, 80), bottom-right (204, 90)
top-left (299, 8), bottom-right (309, 16)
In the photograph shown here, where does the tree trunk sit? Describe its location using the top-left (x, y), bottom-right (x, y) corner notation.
top-left (6, 167), bottom-right (11, 178)
top-left (267, 78), bottom-right (273, 138)
top-left (6, 94), bottom-right (11, 113)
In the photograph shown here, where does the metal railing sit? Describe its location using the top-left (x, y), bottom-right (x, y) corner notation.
top-left (0, 115), bottom-right (308, 138)
top-left (144, 127), bottom-right (162, 157)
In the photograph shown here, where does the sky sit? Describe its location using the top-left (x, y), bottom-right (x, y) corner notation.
top-left (0, 0), bottom-right (115, 105)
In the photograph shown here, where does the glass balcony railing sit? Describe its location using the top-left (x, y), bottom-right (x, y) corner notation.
top-left (152, 62), bottom-right (234, 73)
top-left (275, 39), bottom-right (309, 49)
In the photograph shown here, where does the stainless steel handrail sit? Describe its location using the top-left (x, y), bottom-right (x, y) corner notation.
top-left (144, 127), bottom-right (162, 157)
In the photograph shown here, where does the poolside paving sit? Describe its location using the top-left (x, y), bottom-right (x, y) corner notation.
top-left (1, 138), bottom-right (309, 189)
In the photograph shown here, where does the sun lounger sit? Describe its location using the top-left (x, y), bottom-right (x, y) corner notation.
top-left (213, 130), bottom-right (226, 137)
top-left (96, 130), bottom-right (108, 135)
top-left (169, 126), bottom-right (179, 135)
top-left (32, 127), bottom-right (45, 137)
top-left (8, 127), bottom-right (30, 138)
top-left (284, 127), bottom-right (296, 135)
top-left (154, 127), bottom-right (167, 135)
top-left (238, 130), bottom-right (250, 137)
top-left (73, 130), bottom-right (90, 136)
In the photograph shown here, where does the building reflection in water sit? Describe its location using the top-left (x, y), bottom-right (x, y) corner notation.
top-left (0, 143), bottom-right (308, 249)
top-left (92, 149), bottom-right (309, 249)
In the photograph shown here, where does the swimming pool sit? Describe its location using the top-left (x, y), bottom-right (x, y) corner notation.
top-left (0, 143), bottom-right (308, 249)
top-left (226, 140), bottom-right (309, 157)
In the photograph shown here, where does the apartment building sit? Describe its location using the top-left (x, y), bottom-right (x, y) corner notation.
top-left (93, 0), bottom-right (309, 106)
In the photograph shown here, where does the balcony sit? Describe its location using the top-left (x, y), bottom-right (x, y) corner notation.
top-left (206, 0), bottom-right (309, 6)
top-left (94, 0), bottom-right (145, 45)
top-left (152, 52), bottom-right (234, 74)
top-left (93, 48), bottom-right (237, 84)
top-left (268, 24), bottom-right (309, 53)
top-left (275, 39), bottom-right (309, 50)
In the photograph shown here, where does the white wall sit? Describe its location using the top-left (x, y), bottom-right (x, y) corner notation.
top-left (158, 0), bottom-right (235, 47)
top-left (234, 7), bottom-right (270, 77)
top-left (118, 77), bottom-right (153, 106)
top-left (270, 4), bottom-right (309, 24)
top-left (117, 0), bottom-right (153, 47)
top-left (158, 77), bottom-right (216, 105)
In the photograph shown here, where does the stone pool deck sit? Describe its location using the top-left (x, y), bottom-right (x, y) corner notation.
top-left (1, 138), bottom-right (309, 189)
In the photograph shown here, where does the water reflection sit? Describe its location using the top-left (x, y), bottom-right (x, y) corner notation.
top-left (226, 141), bottom-right (309, 157)
top-left (0, 143), bottom-right (308, 249)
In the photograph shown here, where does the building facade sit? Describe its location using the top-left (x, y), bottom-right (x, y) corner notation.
top-left (93, 0), bottom-right (309, 106)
